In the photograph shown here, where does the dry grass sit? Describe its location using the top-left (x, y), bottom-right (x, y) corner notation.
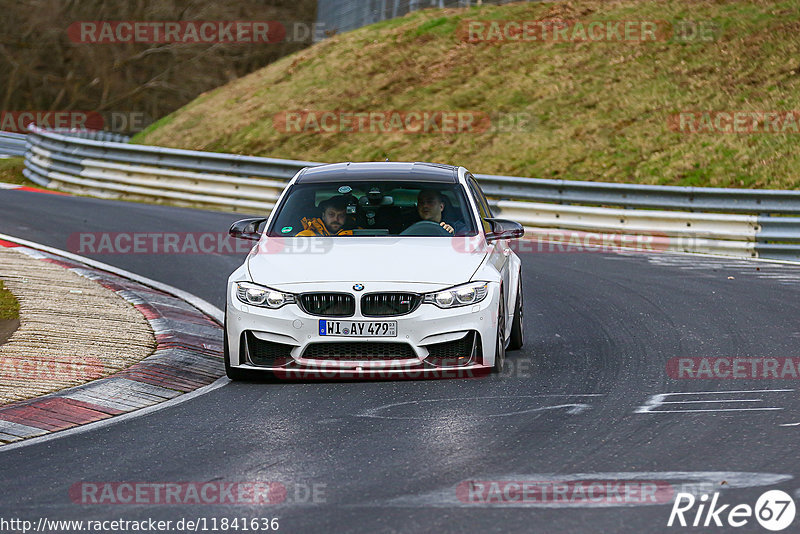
top-left (136, 0), bottom-right (800, 189)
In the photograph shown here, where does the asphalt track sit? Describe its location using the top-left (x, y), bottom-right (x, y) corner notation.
top-left (1, 188), bottom-right (800, 533)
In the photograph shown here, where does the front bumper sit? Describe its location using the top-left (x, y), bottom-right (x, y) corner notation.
top-left (226, 281), bottom-right (500, 378)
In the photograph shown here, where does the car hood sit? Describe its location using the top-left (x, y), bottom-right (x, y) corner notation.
top-left (246, 237), bottom-right (486, 287)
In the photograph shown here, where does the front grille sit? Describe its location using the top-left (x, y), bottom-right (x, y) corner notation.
top-left (298, 293), bottom-right (355, 317)
top-left (424, 332), bottom-right (476, 367)
top-left (361, 293), bottom-right (421, 317)
top-left (302, 342), bottom-right (417, 361)
top-left (245, 332), bottom-right (294, 367)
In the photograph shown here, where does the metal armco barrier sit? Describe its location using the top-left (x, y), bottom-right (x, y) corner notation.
top-left (0, 132), bottom-right (27, 156)
top-left (476, 174), bottom-right (800, 214)
top-left (44, 128), bottom-right (132, 143)
top-left (14, 126), bottom-right (800, 262)
top-left (22, 126), bottom-right (311, 212)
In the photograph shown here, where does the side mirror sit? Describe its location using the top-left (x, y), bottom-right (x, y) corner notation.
top-left (484, 218), bottom-right (524, 242)
top-left (229, 218), bottom-right (267, 241)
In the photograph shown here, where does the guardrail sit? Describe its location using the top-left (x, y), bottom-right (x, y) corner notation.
top-left (476, 174), bottom-right (800, 214)
top-left (44, 128), bottom-right (132, 143)
top-left (22, 126), bottom-right (318, 212)
top-left (0, 132), bottom-right (27, 156)
top-left (13, 126), bottom-right (800, 262)
top-left (1, 129), bottom-right (131, 158)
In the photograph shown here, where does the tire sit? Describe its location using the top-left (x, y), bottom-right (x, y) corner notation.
top-left (492, 294), bottom-right (506, 373)
top-left (508, 278), bottom-right (524, 350)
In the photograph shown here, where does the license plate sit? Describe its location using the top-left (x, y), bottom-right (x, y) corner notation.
top-left (319, 320), bottom-right (397, 337)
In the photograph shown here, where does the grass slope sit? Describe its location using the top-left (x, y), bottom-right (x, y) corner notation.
top-left (136, 0), bottom-right (800, 189)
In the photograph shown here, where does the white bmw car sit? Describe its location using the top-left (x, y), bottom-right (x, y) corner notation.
top-left (224, 161), bottom-right (524, 380)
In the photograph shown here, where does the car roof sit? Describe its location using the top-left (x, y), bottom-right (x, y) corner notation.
top-left (295, 162), bottom-right (459, 184)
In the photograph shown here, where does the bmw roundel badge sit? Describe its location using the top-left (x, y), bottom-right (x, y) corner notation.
top-left (353, 283), bottom-right (364, 291)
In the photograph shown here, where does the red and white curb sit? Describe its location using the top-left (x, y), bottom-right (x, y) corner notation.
top-left (0, 183), bottom-right (70, 195)
top-left (0, 240), bottom-right (224, 444)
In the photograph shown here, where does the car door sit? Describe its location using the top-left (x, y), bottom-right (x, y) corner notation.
top-left (467, 175), bottom-right (512, 329)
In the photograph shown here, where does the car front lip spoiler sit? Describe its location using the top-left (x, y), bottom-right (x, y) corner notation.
top-left (233, 362), bottom-right (491, 380)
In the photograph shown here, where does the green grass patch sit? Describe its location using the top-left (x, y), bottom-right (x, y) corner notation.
top-left (0, 281), bottom-right (19, 321)
top-left (0, 157), bottom-right (83, 192)
top-left (0, 157), bottom-right (33, 186)
top-left (0, 157), bottom-right (69, 192)
top-left (408, 16), bottom-right (460, 37)
top-left (131, 113), bottom-right (176, 144)
top-left (364, 15), bottom-right (413, 33)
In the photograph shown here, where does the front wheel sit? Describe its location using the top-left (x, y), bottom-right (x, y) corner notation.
top-left (508, 278), bottom-right (524, 350)
top-left (492, 295), bottom-right (506, 373)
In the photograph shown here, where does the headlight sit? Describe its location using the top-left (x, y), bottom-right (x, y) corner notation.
top-left (235, 282), bottom-right (295, 309)
top-left (423, 282), bottom-right (489, 309)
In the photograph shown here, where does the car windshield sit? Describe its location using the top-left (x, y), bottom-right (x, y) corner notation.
top-left (266, 181), bottom-right (478, 237)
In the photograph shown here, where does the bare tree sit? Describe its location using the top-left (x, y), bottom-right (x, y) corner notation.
top-left (0, 0), bottom-right (316, 131)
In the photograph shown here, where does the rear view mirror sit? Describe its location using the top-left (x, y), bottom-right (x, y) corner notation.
top-left (484, 218), bottom-right (524, 242)
top-left (229, 218), bottom-right (267, 241)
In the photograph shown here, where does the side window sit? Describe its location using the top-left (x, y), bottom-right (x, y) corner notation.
top-left (468, 175), bottom-right (495, 217)
top-left (467, 177), bottom-right (492, 234)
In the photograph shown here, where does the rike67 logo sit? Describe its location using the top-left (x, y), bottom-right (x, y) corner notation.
top-left (668, 490), bottom-right (796, 531)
